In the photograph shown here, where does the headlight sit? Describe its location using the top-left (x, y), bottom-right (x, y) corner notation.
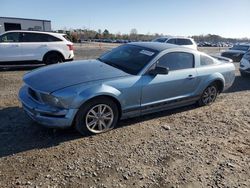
top-left (40, 93), bottom-right (62, 107)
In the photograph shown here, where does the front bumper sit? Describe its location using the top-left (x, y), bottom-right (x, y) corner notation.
top-left (18, 86), bottom-right (78, 128)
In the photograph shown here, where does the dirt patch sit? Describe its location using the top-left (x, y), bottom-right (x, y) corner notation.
top-left (0, 44), bottom-right (249, 187)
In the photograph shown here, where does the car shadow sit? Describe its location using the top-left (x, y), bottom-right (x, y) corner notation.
top-left (0, 107), bottom-right (82, 158)
top-left (226, 75), bottom-right (250, 93)
top-left (0, 104), bottom-right (197, 158)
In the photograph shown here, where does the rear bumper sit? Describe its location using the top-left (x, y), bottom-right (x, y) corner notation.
top-left (18, 86), bottom-right (78, 128)
top-left (64, 50), bottom-right (74, 61)
top-left (64, 58), bottom-right (74, 62)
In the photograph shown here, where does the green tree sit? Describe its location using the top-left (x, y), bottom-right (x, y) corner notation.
top-left (103, 29), bottom-right (110, 38)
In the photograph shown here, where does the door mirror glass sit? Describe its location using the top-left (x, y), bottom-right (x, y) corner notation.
top-left (148, 66), bottom-right (169, 75)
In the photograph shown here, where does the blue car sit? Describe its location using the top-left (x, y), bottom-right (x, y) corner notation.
top-left (19, 42), bottom-right (235, 135)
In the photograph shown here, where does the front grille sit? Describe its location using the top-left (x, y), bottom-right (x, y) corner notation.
top-left (28, 88), bottom-right (39, 101)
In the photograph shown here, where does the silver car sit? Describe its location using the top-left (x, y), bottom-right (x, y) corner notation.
top-left (19, 42), bottom-right (235, 135)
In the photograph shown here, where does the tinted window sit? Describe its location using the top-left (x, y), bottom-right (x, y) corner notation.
top-left (176, 39), bottom-right (193, 45)
top-left (153, 38), bottom-right (168, 43)
top-left (99, 44), bottom-right (158, 75)
top-left (167, 38), bottom-right (176, 44)
top-left (200, 55), bottom-right (214, 66)
top-left (0, 32), bottom-right (19, 42)
top-left (46, 35), bottom-right (62, 42)
top-left (20, 33), bottom-right (61, 42)
top-left (158, 52), bottom-right (194, 71)
top-left (63, 35), bottom-right (72, 42)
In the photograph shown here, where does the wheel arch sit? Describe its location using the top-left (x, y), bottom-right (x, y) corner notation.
top-left (201, 73), bottom-right (225, 94)
top-left (210, 79), bottom-right (224, 93)
top-left (72, 94), bottom-right (122, 128)
top-left (42, 50), bottom-right (65, 62)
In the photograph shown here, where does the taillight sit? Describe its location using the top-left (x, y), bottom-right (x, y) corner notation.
top-left (67, 44), bottom-right (73, 51)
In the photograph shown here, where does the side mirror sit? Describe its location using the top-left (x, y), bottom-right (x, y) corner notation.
top-left (148, 66), bottom-right (169, 75)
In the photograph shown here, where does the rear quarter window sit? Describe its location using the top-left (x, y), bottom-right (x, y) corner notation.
top-left (176, 39), bottom-right (193, 45)
top-left (63, 35), bottom-right (72, 42)
top-left (200, 55), bottom-right (215, 66)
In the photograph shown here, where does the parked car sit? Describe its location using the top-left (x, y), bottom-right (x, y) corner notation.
top-left (221, 44), bottom-right (250, 62)
top-left (0, 30), bottom-right (74, 66)
top-left (19, 42), bottom-right (235, 135)
top-left (152, 37), bottom-right (197, 50)
top-left (239, 50), bottom-right (250, 77)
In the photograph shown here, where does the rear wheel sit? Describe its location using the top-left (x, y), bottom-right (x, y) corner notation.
top-left (44, 52), bottom-right (63, 65)
top-left (198, 84), bottom-right (218, 106)
top-left (75, 97), bottom-right (119, 136)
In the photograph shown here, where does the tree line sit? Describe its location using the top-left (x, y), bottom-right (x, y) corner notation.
top-left (57, 28), bottom-right (250, 43)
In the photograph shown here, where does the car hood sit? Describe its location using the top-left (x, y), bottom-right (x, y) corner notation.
top-left (23, 60), bottom-right (130, 93)
top-left (222, 49), bottom-right (246, 54)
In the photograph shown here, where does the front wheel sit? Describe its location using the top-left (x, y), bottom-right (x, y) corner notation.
top-left (198, 85), bottom-right (218, 106)
top-left (75, 97), bottom-right (119, 136)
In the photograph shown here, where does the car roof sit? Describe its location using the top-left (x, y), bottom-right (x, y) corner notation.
top-left (2, 30), bottom-right (65, 36)
top-left (129, 42), bottom-right (186, 52)
top-left (154, 36), bottom-right (194, 40)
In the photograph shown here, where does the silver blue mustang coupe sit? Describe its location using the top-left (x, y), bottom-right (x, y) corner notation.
top-left (19, 42), bottom-right (235, 135)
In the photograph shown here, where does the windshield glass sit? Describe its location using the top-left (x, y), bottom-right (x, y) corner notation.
top-left (231, 45), bottom-right (250, 51)
top-left (98, 44), bottom-right (158, 75)
top-left (152, 38), bottom-right (168, 43)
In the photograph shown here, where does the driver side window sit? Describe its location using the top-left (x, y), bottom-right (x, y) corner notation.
top-left (0, 32), bottom-right (20, 43)
top-left (158, 52), bottom-right (194, 71)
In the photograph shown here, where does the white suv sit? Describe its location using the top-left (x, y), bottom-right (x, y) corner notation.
top-left (0, 30), bottom-right (74, 65)
top-left (152, 37), bottom-right (197, 50)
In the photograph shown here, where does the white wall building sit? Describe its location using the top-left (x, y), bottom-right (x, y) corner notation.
top-left (0, 17), bottom-right (51, 34)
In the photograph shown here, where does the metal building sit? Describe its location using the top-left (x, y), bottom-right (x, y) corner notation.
top-left (0, 17), bottom-right (51, 34)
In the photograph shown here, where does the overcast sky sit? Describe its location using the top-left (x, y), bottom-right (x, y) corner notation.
top-left (1, 0), bottom-right (250, 38)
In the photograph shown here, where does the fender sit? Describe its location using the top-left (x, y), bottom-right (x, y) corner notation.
top-left (196, 72), bottom-right (225, 95)
top-left (75, 84), bottom-right (122, 108)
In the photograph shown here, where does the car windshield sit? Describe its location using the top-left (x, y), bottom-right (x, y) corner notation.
top-left (231, 45), bottom-right (250, 51)
top-left (98, 44), bottom-right (158, 75)
top-left (152, 38), bottom-right (168, 43)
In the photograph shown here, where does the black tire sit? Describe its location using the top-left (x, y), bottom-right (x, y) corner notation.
top-left (44, 52), bottom-right (63, 65)
top-left (75, 97), bottom-right (119, 136)
top-left (198, 84), bottom-right (218, 106)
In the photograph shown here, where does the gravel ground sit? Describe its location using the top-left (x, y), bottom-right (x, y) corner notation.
top-left (0, 44), bottom-right (249, 188)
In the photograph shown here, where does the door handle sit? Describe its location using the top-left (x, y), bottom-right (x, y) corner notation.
top-left (41, 44), bottom-right (47, 47)
top-left (187, 75), bottom-right (195, 80)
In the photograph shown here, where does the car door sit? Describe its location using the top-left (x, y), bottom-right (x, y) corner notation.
top-left (19, 32), bottom-right (49, 61)
top-left (141, 51), bottom-right (199, 113)
top-left (0, 32), bottom-right (22, 62)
